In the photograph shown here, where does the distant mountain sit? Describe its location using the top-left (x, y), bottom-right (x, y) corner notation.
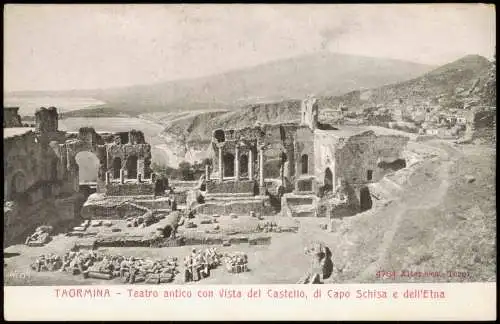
top-left (8, 52), bottom-right (435, 116)
top-left (154, 54), bottom-right (495, 166)
top-left (316, 55), bottom-right (495, 112)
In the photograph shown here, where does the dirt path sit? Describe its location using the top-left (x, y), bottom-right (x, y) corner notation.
top-left (356, 140), bottom-right (461, 281)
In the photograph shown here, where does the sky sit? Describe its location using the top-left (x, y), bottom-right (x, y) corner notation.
top-left (3, 4), bottom-right (496, 92)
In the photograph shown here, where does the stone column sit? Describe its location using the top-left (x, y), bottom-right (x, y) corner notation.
top-left (205, 164), bottom-right (210, 181)
top-left (218, 144), bottom-right (224, 183)
top-left (120, 169), bottom-right (125, 184)
top-left (259, 145), bottom-right (265, 194)
top-left (137, 173), bottom-right (142, 183)
top-left (105, 172), bottom-right (110, 184)
top-left (234, 145), bottom-right (240, 181)
top-left (248, 149), bottom-right (253, 181)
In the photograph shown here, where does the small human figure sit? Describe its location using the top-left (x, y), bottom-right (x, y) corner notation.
top-left (184, 256), bottom-right (192, 282)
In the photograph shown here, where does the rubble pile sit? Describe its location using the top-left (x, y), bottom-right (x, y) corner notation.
top-left (222, 252), bottom-right (249, 273)
top-left (256, 221), bottom-right (281, 233)
top-left (25, 225), bottom-right (53, 247)
top-left (126, 212), bottom-right (163, 228)
top-left (30, 251), bottom-right (179, 284)
top-left (184, 248), bottom-right (223, 282)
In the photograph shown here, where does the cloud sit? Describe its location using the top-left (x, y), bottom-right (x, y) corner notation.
top-left (319, 22), bottom-right (360, 50)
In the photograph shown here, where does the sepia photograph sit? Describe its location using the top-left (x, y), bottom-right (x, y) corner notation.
top-left (2, 4), bottom-right (496, 319)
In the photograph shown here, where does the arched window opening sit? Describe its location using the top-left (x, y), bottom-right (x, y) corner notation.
top-left (214, 130), bottom-right (225, 143)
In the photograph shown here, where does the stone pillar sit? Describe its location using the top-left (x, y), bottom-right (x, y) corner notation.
top-left (248, 149), bottom-right (253, 181)
top-left (218, 144), bottom-right (223, 183)
top-left (205, 164), bottom-right (210, 181)
top-left (120, 169), bottom-right (125, 184)
top-left (105, 172), bottom-right (110, 184)
top-left (137, 173), bottom-right (142, 183)
top-left (234, 145), bottom-right (240, 181)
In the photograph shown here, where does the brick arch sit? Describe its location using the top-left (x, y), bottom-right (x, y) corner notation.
top-left (66, 140), bottom-right (107, 182)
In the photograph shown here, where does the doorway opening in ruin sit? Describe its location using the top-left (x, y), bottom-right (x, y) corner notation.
top-left (112, 157), bottom-right (122, 179)
top-left (126, 155), bottom-right (138, 179)
top-left (223, 153), bottom-right (235, 177)
top-left (214, 129), bottom-right (225, 143)
top-left (75, 151), bottom-right (100, 184)
top-left (10, 171), bottom-right (27, 200)
top-left (324, 168), bottom-right (333, 192)
top-left (359, 186), bottom-right (372, 211)
top-left (367, 170), bottom-right (373, 181)
top-left (301, 154), bottom-right (309, 174)
top-left (240, 154), bottom-right (248, 176)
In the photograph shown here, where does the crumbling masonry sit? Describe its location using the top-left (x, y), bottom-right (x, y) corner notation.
top-left (3, 107), bottom-right (154, 246)
top-left (194, 96), bottom-right (409, 218)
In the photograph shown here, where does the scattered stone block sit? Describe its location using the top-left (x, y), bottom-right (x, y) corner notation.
top-left (87, 271), bottom-right (112, 280)
top-left (465, 175), bottom-right (476, 183)
top-left (91, 220), bottom-right (103, 227)
top-left (185, 222), bottom-right (197, 229)
top-left (103, 221), bottom-right (113, 227)
top-left (73, 226), bottom-right (86, 232)
top-left (230, 214), bottom-right (238, 219)
top-left (222, 240), bottom-right (231, 247)
top-left (111, 228), bottom-right (121, 232)
top-left (200, 217), bottom-right (212, 224)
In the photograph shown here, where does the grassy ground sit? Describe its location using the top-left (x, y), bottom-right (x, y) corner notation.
top-left (4, 140), bottom-right (496, 285)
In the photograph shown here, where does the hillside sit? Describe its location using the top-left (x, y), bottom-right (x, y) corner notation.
top-left (317, 55), bottom-right (495, 111)
top-left (162, 100), bottom-right (302, 144)
top-left (8, 52), bottom-right (434, 116)
top-left (150, 54), bottom-right (495, 166)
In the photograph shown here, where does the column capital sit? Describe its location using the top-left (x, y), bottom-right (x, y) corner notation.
top-left (258, 143), bottom-right (268, 151)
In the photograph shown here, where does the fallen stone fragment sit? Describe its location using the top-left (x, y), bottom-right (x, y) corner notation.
top-left (465, 175), bottom-right (476, 183)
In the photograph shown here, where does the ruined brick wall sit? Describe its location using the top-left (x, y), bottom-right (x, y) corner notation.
top-left (300, 97), bottom-right (319, 130)
top-left (106, 143), bottom-right (152, 178)
top-left (211, 124), bottom-right (298, 182)
top-left (35, 107), bottom-right (58, 133)
top-left (294, 126), bottom-right (315, 183)
top-left (206, 180), bottom-right (256, 194)
top-left (313, 131), bottom-right (338, 188)
top-left (3, 131), bottom-right (59, 200)
top-left (193, 200), bottom-right (274, 216)
top-left (334, 131), bottom-right (409, 185)
top-left (103, 183), bottom-right (154, 196)
top-left (3, 107), bottom-right (22, 127)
